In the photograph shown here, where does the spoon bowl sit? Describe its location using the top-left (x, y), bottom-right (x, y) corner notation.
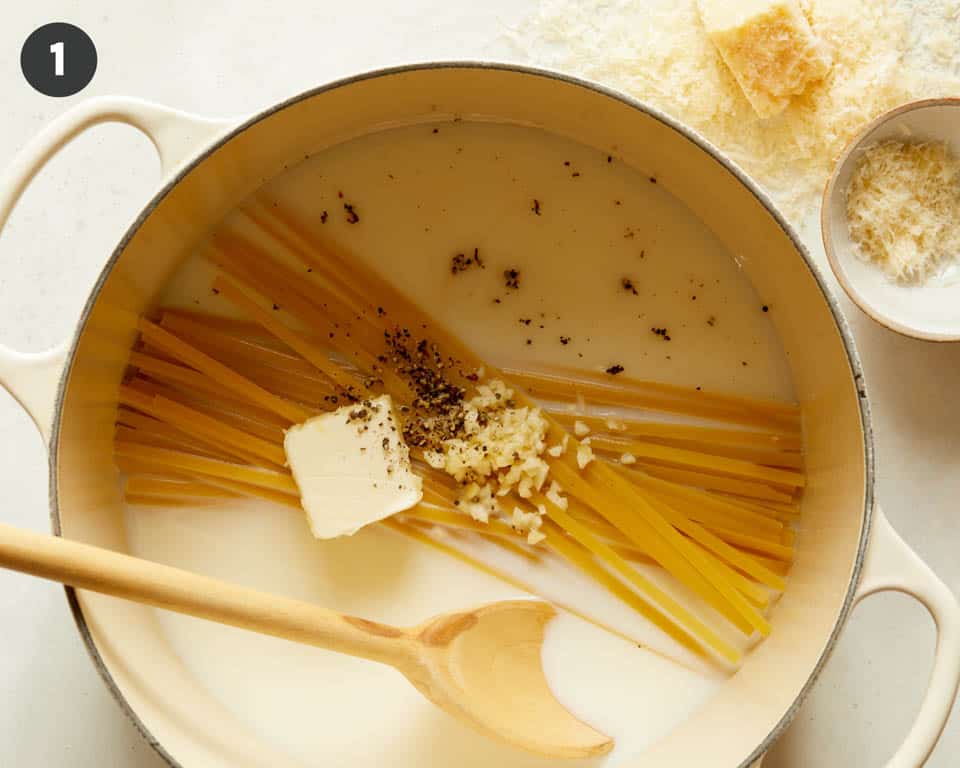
top-left (822, 97), bottom-right (960, 341)
top-left (412, 600), bottom-right (613, 759)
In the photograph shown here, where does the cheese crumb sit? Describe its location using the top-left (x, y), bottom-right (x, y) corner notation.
top-left (605, 417), bottom-right (627, 432)
top-left (574, 419), bottom-right (591, 437)
top-left (284, 395), bottom-right (422, 539)
top-left (846, 139), bottom-right (960, 283)
top-left (698, 0), bottom-right (832, 118)
top-left (577, 438), bottom-right (596, 470)
top-left (620, 452), bottom-right (638, 465)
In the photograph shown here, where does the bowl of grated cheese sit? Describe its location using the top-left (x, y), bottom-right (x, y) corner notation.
top-left (822, 97), bottom-right (960, 341)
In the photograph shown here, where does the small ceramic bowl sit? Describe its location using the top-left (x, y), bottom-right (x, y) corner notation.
top-left (822, 97), bottom-right (960, 341)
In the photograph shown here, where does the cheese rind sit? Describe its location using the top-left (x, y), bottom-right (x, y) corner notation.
top-left (284, 395), bottom-right (422, 539)
top-left (699, 0), bottom-right (832, 118)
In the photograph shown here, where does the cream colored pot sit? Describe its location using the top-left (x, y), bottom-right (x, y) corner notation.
top-left (0, 65), bottom-right (957, 768)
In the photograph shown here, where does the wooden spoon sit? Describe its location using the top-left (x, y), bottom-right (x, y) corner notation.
top-left (0, 522), bottom-right (613, 759)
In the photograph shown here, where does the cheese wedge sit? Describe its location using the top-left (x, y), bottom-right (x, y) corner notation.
top-left (698, 0), bottom-right (832, 118)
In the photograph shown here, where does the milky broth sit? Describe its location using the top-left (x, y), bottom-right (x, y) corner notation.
top-left (129, 120), bottom-right (795, 766)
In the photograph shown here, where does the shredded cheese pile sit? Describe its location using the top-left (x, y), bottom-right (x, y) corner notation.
top-left (510, 0), bottom-right (960, 223)
top-left (846, 139), bottom-right (960, 282)
top-left (425, 379), bottom-right (560, 542)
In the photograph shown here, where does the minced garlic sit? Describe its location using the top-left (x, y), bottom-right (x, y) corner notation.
top-left (457, 482), bottom-right (498, 524)
top-left (547, 433), bottom-right (570, 458)
top-left (577, 438), bottom-right (596, 470)
top-left (422, 379), bottom-right (599, 545)
top-left (424, 379), bottom-right (551, 522)
top-left (545, 479), bottom-right (569, 510)
top-left (512, 506), bottom-right (545, 544)
top-left (527, 530), bottom-right (547, 545)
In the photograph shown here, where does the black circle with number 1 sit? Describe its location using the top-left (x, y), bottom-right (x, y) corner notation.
top-left (21, 22), bottom-right (97, 97)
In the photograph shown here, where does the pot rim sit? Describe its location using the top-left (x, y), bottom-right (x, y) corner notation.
top-left (45, 60), bottom-right (875, 768)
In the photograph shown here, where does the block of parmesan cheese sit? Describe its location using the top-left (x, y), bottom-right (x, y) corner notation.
top-left (698, 0), bottom-right (832, 118)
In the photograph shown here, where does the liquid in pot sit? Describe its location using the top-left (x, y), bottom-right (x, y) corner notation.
top-left (127, 119), bottom-right (796, 766)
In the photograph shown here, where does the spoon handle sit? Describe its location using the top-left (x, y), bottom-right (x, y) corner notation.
top-left (0, 521), bottom-right (413, 667)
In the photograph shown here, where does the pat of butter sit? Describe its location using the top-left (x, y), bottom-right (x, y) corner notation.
top-left (284, 395), bottom-right (422, 539)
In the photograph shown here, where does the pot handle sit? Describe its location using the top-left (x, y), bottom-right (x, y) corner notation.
top-left (0, 97), bottom-right (236, 444)
top-left (853, 507), bottom-right (960, 767)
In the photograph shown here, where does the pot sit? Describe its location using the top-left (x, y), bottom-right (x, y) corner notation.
top-left (0, 64), bottom-right (957, 768)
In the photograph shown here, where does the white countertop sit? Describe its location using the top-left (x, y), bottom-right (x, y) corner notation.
top-left (0, 2), bottom-right (957, 765)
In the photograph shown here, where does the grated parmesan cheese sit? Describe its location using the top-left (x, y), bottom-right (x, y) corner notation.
top-left (512, 0), bottom-right (960, 222)
top-left (846, 139), bottom-right (960, 282)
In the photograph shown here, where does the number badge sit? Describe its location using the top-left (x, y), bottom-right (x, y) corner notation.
top-left (21, 23), bottom-right (97, 97)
